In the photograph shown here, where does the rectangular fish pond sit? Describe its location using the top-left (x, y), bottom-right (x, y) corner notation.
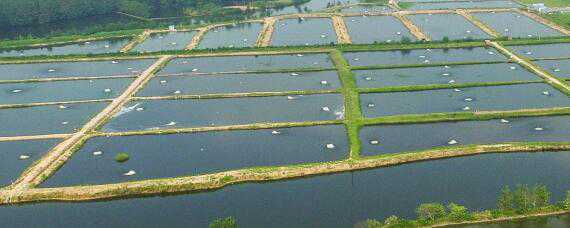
top-left (138, 71), bottom-right (341, 97)
top-left (197, 23), bottom-right (263, 49)
top-left (271, 18), bottom-right (337, 46)
top-left (0, 78), bottom-right (133, 105)
top-left (360, 115), bottom-right (570, 156)
top-left (507, 43), bottom-right (570, 59)
top-left (102, 94), bottom-right (344, 132)
top-left (42, 125), bottom-right (348, 186)
top-left (0, 139), bottom-right (60, 186)
top-left (0, 59), bottom-right (156, 81)
top-left (533, 59), bottom-right (570, 79)
top-left (473, 12), bottom-right (565, 38)
top-left (353, 62), bottom-right (540, 88)
top-left (4, 151), bottom-right (570, 228)
top-left (132, 31), bottom-right (197, 53)
top-left (0, 38), bottom-right (131, 57)
top-left (344, 47), bottom-right (506, 67)
top-left (408, 14), bottom-right (491, 41)
top-left (344, 16), bottom-right (416, 44)
top-left (0, 102), bottom-right (109, 137)
top-left (360, 83), bottom-right (570, 117)
top-left (157, 53), bottom-right (333, 74)
top-left (407, 0), bottom-right (520, 10)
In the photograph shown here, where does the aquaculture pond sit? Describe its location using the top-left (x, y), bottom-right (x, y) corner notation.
top-left (0, 139), bottom-right (60, 186)
top-left (474, 12), bottom-right (565, 38)
top-left (454, 214), bottom-right (570, 228)
top-left (340, 5), bottom-right (392, 14)
top-left (271, 18), bottom-right (337, 46)
top-left (353, 62), bottom-right (540, 88)
top-left (3, 152), bottom-right (570, 227)
top-left (103, 94), bottom-right (344, 132)
top-left (0, 78), bottom-right (133, 105)
top-left (361, 83), bottom-right (570, 117)
top-left (534, 59), bottom-right (570, 79)
top-left (0, 38), bottom-right (130, 57)
top-left (138, 71), bottom-right (341, 97)
top-left (508, 43), bottom-right (570, 59)
top-left (43, 125), bottom-right (348, 186)
top-left (344, 47), bottom-right (506, 67)
top-left (408, 14), bottom-right (490, 41)
top-left (407, 0), bottom-right (519, 10)
top-left (360, 115), bottom-right (570, 156)
top-left (132, 31), bottom-right (197, 53)
top-left (197, 23), bottom-right (262, 49)
top-left (0, 102), bottom-right (108, 137)
top-left (0, 59), bottom-right (155, 81)
top-left (157, 53), bottom-right (333, 74)
top-left (345, 16), bottom-right (415, 44)
top-left (270, 0), bottom-right (351, 16)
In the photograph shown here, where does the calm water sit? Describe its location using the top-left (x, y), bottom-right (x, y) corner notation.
top-left (408, 0), bottom-right (520, 10)
top-left (0, 38), bottom-right (130, 57)
top-left (409, 14), bottom-right (490, 41)
top-left (0, 78), bottom-right (133, 105)
top-left (534, 59), bottom-right (570, 79)
top-left (354, 62), bottom-right (540, 88)
top-left (272, 18), bottom-right (337, 46)
top-left (344, 47), bottom-right (506, 67)
top-left (345, 16), bottom-right (416, 44)
top-left (361, 83), bottom-right (570, 117)
top-left (270, 0), bottom-right (351, 16)
top-left (133, 31), bottom-right (197, 53)
top-left (0, 139), bottom-right (59, 186)
top-left (138, 71), bottom-right (341, 96)
top-left (340, 5), bottom-right (392, 14)
top-left (0, 59), bottom-right (155, 81)
top-left (508, 43), bottom-right (570, 59)
top-left (197, 23), bottom-right (262, 49)
top-left (453, 215), bottom-right (570, 228)
top-left (474, 12), bottom-right (565, 38)
top-left (0, 102), bottom-right (108, 137)
top-left (43, 125), bottom-right (349, 186)
top-left (103, 94), bottom-right (344, 132)
top-left (2, 152), bottom-right (569, 227)
top-left (157, 53), bottom-right (333, 74)
top-left (361, 115), bottom-right (570, 156)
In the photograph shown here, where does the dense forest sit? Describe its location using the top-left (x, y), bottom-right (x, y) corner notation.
top-left (0, 0), bottom-right (301, 28)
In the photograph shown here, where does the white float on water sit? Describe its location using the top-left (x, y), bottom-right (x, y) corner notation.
top-left (542, 91), bottom-right (551, 96)
top-left (525, 51), bottom-right (532, 55)
top-left (136, 107), bottom-right (144, 111)
top-left (124, 170), bottom-right (136, 176)
top-left (19, 155), bottom-right (30, 160)
top-left (462, 106), bottom-right (471, 111)
top-left (93, 151), bottom-right (103, 156)
top-left (466, 30), bottom-right (471, 33)
top-left (448, 139), bottom-right (458, 145)
top-left (271, 130), bottom-right (281, 135)
top-left (320, 80), bottom-right (328, 85)
top-left (488, 51), bottom-right (495, 55)
top-left (396, 32), bottom-right (402, 35)
top-left (290, 73), bottom-right (301, 76)
top-left (321, 106), bottom-right (331, 112)
top-left (165, 121), bottom-right (177, 126)
top-left (448, 80), bottom-right (456, 84)
top-left (354, 58), bottom-right (360, 61)
top-left (424, 60), bottom-right (430, 63)
top-left (173, 90), bottom-right (181, 94)
top-left (444, 65), bottom-right (450, 69)
top-left (297, 54), bottom-right (304, 57)
top-left (104, 88), bottom-right (112, 93)
top-left (454, 88), bottom-right (462, 92)
top-left (12, 89), bottom-right (23, 93)
top-left (367, 103), bottom-right (376, 108)
top-left (58, 105), bottom-right (67, 109)
top-left (160, 80), bottom-right (167, 84)
top-left (553, 68), bottom-right (561, 72)
top-left (364, 76), bottom-right (372, 81)
top-left (61, 121), bottom-right (68, 125)
top-left (111, 60), bottom-right (119, 64)
top-left (326, 143), bottom-right (336, 149)
top-left (500, 119), bottom-right (510, 123)
top-left (442, 73), bottom-right (450, 76)
top-left (48, 69), bottom-right (56, 72)
top-left (287, 96), bottom-right (296, 100)
top-left (192, 68), bottom-right (199, 72)
top-left (104, 45), bottom-right (110, 48)
top-left (370, 140), bottom-right (379, 145)
top-left (534, 127), bottom-right (544, 131)
top-left (464, 98), bottom-right (473, 102)
top-left (510, 66), bottom-right (516, 70)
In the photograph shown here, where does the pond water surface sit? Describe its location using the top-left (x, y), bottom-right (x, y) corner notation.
top-left (103, 94), bottom-right (344, 132)
top-left (133, 31), bottom-right (197, 53)
top-left (2, 152), bottom-right (569, 227)
top-left (360, 115), bottom-right (570, 156)
top-left (408, 14), bottom-right (490, 41)
top-left (0, 38), bottom-right (130, 57)
top-left (361, 83), bottom-right (570, 117)
top-left (408, 0), bottom-right (520, 10)
top-left (0, 139), bottom-right (60, 186)
top-left (474, 12), bottom-right (565, 38)
top-left (272, 18), bottom-right (337, 46)
top-left (43, 125), bottom-right (349, 186)
top-left (534, 59), bottom-right (570, 79)
top-left (345, 16), bottom-right (415, 44)
top-left (197, 23), bottom-right (262, 49)
top-left (340, 5), bottom-right (392, 14)
top-left (507, 43), bottom-right (570, 59)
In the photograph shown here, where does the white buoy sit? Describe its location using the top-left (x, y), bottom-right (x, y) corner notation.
top-left (448, 80), bottom-right (456, 84)
top-left (111, 60), bottom-right (119, 64)
top-left (104, 88), bottom-right (112, 93)
top-left (124, 170), bottom-right (136, 176)
top-left (12, 89), bottom-right (23, 93)
top-left (326, 143), bottom-right (336, 149)
top-left (534, 127), bottom-right (544, 131)
top-left (419, 55), bottom-right (426, 59)
top-left (320, 80), bottom-right (328, 85)
top-left (464, 98), bottom-right (473, 102)
top-left (454, 89), bottom-right (462, 92)
top-left (553, 68), bottom-right (561, 72)
top-left (364, 76), bottom-right (372, 81)
top-left (192, 68), bottom-right (199, 72)
top-left (19, 155), bottom-right (31, 160)
top-left (297, 54), bottom-right (304, 57)
top-left (160, 80), bottom-right (167, 84)
top-left (442, 73), bottom-right (450, 76)
top-left (321, 106), bottom-right (331, 112)
top-left (509, 66), bottom-right (516, 70)
top-left (93, 151), bottom-right (103, 156)
top-left (448, 140), bottom-right (458, 145)
top-left (444, 65), bottom-right (450, 69)
top-left (287, 96), bottom-right (296, 100)
top-left (500, 119), bottom-right (510, 123)
top-left (462, 106), bottom-right (471, 111)
top-left (61, 121), bottom-right (68, 125)
top-left (354, 58), bottom-right (360, 61)
top-left (48, 69), bottom-right (56, 72)
top-left (396, 32), bottom-right (402, 35)
top-left (290, 73), bottom-right (300, 76)
top-left (488, 51), bottom-right (495, 55)
top-left (85, 41), bottom-right (91, 44)
top-left (104, 45), bottom-right (110, 48)
top-left (542, 91), bottom-right (551, 96)
top-left (165, 121), bottom-right (177, 126)
top-left (271, 130), bottom-right (281, 135)
top-left (525, 51), bottom-right (532, 55)
top-left (320, 34), bottom-right (327, 38)
top-left (136, 107), bottom-right (144, 111)
top-left (59, 105), bottom-right (67, 109)
top-left (370, 140), bottom-right (379, 145)
top-left (173, 90), bottom-right (181, 94)
top-left (424, 60), bottom-right (430, 63)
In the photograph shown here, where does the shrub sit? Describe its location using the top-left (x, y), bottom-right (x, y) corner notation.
top-left (564, 191), bottom-right (570, 210)
top-left (416, 203), bottom-right (446, 222)
top-left (442, 36), bottom-right (450, 43)
top-left (115, 153), bottom-right (130, 163)
top-left (209, 217), bottom-right (237, 228)
top-left (447, 203), bottom-right (471, 222)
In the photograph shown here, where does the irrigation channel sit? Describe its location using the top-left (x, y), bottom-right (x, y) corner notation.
top-left (0, 1), bottom-right (569, 227)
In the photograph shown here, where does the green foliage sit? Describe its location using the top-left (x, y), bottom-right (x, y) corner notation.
top-left (209, 217), bottom-right (237, 228)
top-left (354, 219), bottom-right (383, 228)
top-left (442, 36), bottom-right (450, 43)
top-left (533, 184), bottom-right (551, 208)
top-left (497, 186), bottom-right (514, 212)
top-left (564, 191), bottom-right (570, 210)
top-left (447, 203), bottom-right (471, 222)
top-left (416, 203), bottom-right (446, 222)
top-left (115, 153), bottom-right (130, 163)
top-left (383, 215), bottom-right (401, 226)
top-left (118, 0), bottom-right (152, 18)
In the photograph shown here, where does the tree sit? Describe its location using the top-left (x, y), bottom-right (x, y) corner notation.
top-left (497, 186), bottom-right (514, 212)
top-left (383, 215), bottom-right (401, 226)
top-left (564, 191), bottom-right (570, 210)
top-left (513, 185), bottom-right (532, 213)
top-left (416, 203), bottom-right (446, 222)
top-left (209, 217), bottom-right (237, 228)
top-left (447, 203), bottom-right (470, 222)
top-left (533, 184), bottom-right (551, 208)
top-left (442, 36), bottom-right (450, 43)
